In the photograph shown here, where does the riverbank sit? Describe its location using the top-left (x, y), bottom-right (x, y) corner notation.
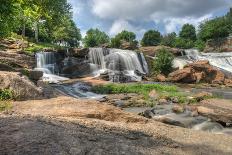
top-left (1, 96), bottom-right (232, 154)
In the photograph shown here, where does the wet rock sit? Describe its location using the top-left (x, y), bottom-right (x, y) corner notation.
top-left (62, 63), bottom-right (92, 78)
top-left (172, 105), bottom-right (184, 113)
top-left (197, 99), bottom-right (232, 125)
top-left (70, 48), bottom-right (89, 58)
top-left (158, 99), bottom-right (168, 105)
top-left (192, 122), bottom-right (224, 132)
top-left (114, 100), bottom-right (124, 107)
top-left (141, 109), bottom-right (154, 119)
top-left (29, 70), bottom-right (43, 81)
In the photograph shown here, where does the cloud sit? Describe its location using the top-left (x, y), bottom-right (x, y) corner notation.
top-left (68, 0), bottom-right (230, 38)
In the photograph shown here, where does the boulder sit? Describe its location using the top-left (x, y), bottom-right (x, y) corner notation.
top-left (198, 99), bottom-right (232, 126)
top-left (0, 71), bottom-right (43, 101)
top-left (172, 105), bottom-right (184, 113)
top-left (156, 74), bottom-right (166, 82)
top-left (71, 48), bottom-right (89, 58)
top-left (167, 60), bottom-right (226, 84)
top-left (167, 67), bottom-right (196, 83)
top-left (29, 70), bottom-right (43, 81)
top-left (0, 63), bottom-right (15, 71)
top-left (62, 63), bottom-right (92, 78)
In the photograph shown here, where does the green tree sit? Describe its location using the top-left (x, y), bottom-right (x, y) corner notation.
top-left (179, 24), bottom-right (197, 41)
top-left (141, 30), bottom-right (162, 46)
top-left (0, 0), bottom-right (18, 37)
top-left (161, 32), bottom-right (177, 47)
top-left (152, 48), bottom-right (174, 75)
top-left (110, 30), bottom-right (138, 48)
top-left (83, 28), bottom-right (110, 47)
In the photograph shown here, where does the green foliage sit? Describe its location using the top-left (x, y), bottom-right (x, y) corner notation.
top-left (0, 101), bottom-right (13, 112)
top-left (195, 40), bottom-right (206, 51)
top-left (141, 30), bottom-right (162, 46)
top-left (198, 16), bottom-right (231, 41)
top-left (92, 83), bottom-right (178, 96)
top-left (179, 24), bottom-right (197, 41)
top-left (0, 0), bottom-right (18, 37)
top-left (152, 48), bottom-right (174, 75)
top-left (0, 0), bottom-right (81, 47)
top-left (0, 89), bottom-right (13, 101)
top-left (25, 42), bottom-right (63, 53)
top-left (173, 37), bottom-right (195, 49)
top-left (161, 32), bottom-right (177, 47)
top-left (83, 28), bottom-right (110, 47)
top-left (110, 30), bottom-right (138, 48)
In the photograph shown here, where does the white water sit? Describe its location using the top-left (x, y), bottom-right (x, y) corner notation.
top-left (35, 52), bottom-right (69, 83)
top-left (88, 48), bottom-right (149, 82)
top-left (173, 49), bottom-right (232, 74)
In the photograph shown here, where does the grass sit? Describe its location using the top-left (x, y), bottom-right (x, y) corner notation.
top-left (0, 101), bottom-right (13, 112)
top-left (25, 42), bottom-right (64, 53)
top-left (92, 83), bottom-right (193, 106)
top-left (0, 89), bottom-right (13, 112)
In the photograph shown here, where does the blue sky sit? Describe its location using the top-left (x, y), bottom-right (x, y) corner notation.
top-left (68, 0), bottom-right (232, 40)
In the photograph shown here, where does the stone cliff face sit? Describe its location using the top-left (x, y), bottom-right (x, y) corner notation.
top-left (204, 35), bottom-right (232, 52)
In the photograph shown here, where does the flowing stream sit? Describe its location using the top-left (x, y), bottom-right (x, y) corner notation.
top-left (173, 49), bottom-right (232, 75)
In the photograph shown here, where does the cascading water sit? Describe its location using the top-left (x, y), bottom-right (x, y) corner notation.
top-left (173, 49), bottom-right (232, 74)
top-left (88, 48), bottom-right (149, 82)
top-left (35, 52), bottom-right (69, 83)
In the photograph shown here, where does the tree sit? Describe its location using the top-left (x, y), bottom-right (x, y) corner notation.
top-left (141, 30), bottom-right (162, 46)
top-left (152, 48), bottom-right (174, 75)
top-left (110, 30), bottom-right (138, 48)
top-left (83, 28), bottom-right (110, 47)
top-left (179, 24), bottom-right (196, 41)
top-left (0, 0), bottom-right (18, 37)
top-left (161, 32), bottom-right (176, 47)
top-left (52, 17), bottom-right (81, 47)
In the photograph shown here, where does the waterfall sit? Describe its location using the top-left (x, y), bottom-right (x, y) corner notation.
top-left (177, 49), bottom-right (232, 73)
top-left (88, 48), bottom-right (149, 82)
top-left (36, 52), bottom-right (56, 74)
top-left (35, 52), bottom-right (69, 83)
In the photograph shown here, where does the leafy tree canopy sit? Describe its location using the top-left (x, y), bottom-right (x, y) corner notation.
top-left (83, 28), bottom-right (110, 47)
top-left (141, 30), bottom-right (162, 46)
top-left (179, 24), bottom-right (196, 41)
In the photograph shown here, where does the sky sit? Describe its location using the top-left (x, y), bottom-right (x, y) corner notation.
top-left (68, 0), bottom-right (232, 40)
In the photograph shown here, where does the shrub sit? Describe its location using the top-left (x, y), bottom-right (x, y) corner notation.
top-left (0, 89), bottom-right (13, 101)
top-left (195, 40), bottom-right (206, 51)
top-left (152, 48), bottom-right (174, 75)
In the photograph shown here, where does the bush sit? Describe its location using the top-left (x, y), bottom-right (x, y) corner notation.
top-left (0, 89), bottom-right (13, 101)
top-left (195, 40), bottom-right (206, 51)
top-left (152, 48), bottom-right (174, 75)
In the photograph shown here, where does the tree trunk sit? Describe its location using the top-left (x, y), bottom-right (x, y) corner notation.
top-left (35, 21), bottom-right (39, 43)
top-left (22, 23), bottom-right (25, 37)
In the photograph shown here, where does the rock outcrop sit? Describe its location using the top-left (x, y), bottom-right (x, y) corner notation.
top-left (139, 46), bottom-right (184, 57)
top-left (166, 60), bottom-right (228, 84)
top-left (0, 71), bottom-right (43, 101)
top-left (204, 35), bottom-right (232, 53)
top-left (197, 99), bottom-right (232, 126)
top-left (0, 51), bottom-right (35, 69)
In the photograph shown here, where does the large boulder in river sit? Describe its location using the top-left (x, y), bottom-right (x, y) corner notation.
top-left (167, 60), bottom-right (225, 84)
top-left (62, 62), bottom-right (92, 78)
top-left (0, 71), bottom-right (43, 101)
